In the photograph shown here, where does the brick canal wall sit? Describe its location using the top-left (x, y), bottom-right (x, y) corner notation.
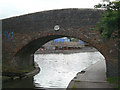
top-left (2, 8), bottom-right (118, 77)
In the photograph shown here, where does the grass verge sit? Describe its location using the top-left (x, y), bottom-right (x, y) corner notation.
top-left (107, 76), bottom-right (120, 89)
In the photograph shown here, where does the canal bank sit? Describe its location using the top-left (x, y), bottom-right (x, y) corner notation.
top-left (35, 47), bottom-right (97, 54)
top-left (2, 62), bottom-right (40, 83)
top-left (67, 59), bottom-right (114, 89)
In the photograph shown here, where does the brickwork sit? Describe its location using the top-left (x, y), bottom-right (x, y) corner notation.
top-left (2, 8), bottom-right (118, 77)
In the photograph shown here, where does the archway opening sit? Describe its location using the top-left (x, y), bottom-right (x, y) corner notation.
top-left (3, 35), bottom-right (108, 88)
top-left (33, 36), bottom-right (106, 88)
top-left (13, 34), bottom-right (106, 72)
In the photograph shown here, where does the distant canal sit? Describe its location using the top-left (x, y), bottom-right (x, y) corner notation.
top-left (34, 51), bottom-right (104, 89)
top-left (2, 51), bottom-right (104, 89)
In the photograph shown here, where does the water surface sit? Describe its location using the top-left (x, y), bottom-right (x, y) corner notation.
top-left (34, 52), bottom-right (104, 88)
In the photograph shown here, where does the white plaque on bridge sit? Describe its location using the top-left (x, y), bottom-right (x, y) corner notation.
top-left (54, 25), bottom-right (60, 31)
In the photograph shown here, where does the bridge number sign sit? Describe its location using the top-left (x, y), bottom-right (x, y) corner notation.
top-left (54, 25), bottom-right (60, 31)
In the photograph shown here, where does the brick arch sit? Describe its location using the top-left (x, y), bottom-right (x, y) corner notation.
top-left (2, 8), bottom-right (118, 77)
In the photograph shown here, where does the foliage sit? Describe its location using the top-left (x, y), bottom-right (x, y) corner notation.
top-left (67, 37), bottom-right (72, 41)
top-left (72, 85), bottom-right (76, 89)
top-left (94, 1), bottom-right (120, 39)
top-left (107, 77), bottom-right (118, 84)
top-left (67, 37), bottom-right (79, 42)
top-left (75, 80), bottom-right (81, 82)
top-left (107, 76), bottom-right (120, 89)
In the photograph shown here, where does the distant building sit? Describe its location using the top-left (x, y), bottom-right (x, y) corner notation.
top-left (78, 40), bottom-right (84, 45)
top-left (37, 37), bottom-right (88, 51)
top-left (54, 38), bottom-right (70, 42)
top-left (42, 38), bottom-right (85, 50)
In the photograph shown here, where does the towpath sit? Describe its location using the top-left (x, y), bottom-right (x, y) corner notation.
top-left (67, 59), bottom-right (114, 88)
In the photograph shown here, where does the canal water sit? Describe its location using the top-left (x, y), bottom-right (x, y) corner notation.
top-left (2, 51), bottom-right (105, 89)
top-left (34, 51), bottom-right (104, 89)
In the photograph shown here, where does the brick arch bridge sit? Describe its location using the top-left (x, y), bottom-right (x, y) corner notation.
top-left (2, 8), bottom-right (118, 77)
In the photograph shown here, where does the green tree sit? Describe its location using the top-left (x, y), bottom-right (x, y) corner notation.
top-left (94, 1), bottom-right (120, 39)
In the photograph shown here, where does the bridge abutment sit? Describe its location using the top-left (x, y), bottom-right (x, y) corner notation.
top-left (106, 60), bottom-right (118, 77)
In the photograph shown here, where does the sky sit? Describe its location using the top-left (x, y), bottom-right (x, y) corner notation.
top-left (0, 0), bottom-right (116, 19)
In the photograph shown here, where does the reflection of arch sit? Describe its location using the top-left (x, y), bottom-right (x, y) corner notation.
top-left (2, 8), bottom-right (118, 77)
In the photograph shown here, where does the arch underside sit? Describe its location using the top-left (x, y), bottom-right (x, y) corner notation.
top-left (13, 32), bottom-right (103, 72)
